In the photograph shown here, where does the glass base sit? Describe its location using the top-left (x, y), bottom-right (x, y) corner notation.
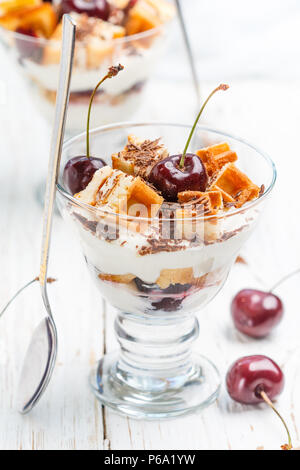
top-left (89, 351), bottom-right (221, 420)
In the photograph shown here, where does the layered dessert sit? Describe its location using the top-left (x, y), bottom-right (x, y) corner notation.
top-left (0, 0), bottom-right (175, 131)
top-left (61, 132), bottom-right (263, 316)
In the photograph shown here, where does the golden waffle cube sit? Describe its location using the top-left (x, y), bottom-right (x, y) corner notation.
top-left (0, 11), bottom-right (22, 29)
top-left (125, 0), bottom-right (175, 35)
top-left (178, 190), bottom-right (223, 215)
top-left (0, 0), bottom-right (40, 15)
top-left (209, 163), bottom-right (260, 208)
top-left (196, 142), bottom-right (237, 177)
top-left (17, 4), bottom-right (57, 38)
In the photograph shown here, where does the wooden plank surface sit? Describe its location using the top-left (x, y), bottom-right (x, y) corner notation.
top-left (0, 47), bottom-right (300, 449)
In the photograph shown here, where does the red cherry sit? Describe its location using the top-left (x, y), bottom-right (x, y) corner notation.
top-left (149, 154), bottom-right (208, 202)
top-left (60, 0), bottom-right (110, 20)
top-left (63, 156), bottom-right (106, 194)
top-left (148, 84), bottom-right (228, 201)
top-left (226, 355), bottom-right (293, 450)
top-left (231, 289), bottom-right (284, 338)
top-left (226, 355), bottom-right (284, 405)
top-left (15, 27), bottom-right (41, 60)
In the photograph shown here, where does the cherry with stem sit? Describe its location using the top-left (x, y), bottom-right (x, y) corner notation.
top-left (86, 65), bottom-right (124, 158)
top-left (226, 355), bottom-right (292, 450)
top-left (149, 84), bottom-right (229, 201)
top-left (232, 265), bottom-right (300, 338)
top-left (179, 83), bottom-right (229, 169)
top-left (63, 65), bottom-right (124, 194)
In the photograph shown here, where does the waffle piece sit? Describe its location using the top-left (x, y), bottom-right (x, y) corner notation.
top-left (155, 266), bottom-right (223, 290)
top-left (125, 0), bottom-right (175, 35)
top-left (43, 13), bottom-right (125, 66)
top-left (196, 142), bottom-right (237, 178)
top-left (0, 0), bottom-right (40, 16)
top-left (98, 273), bottom-right (135, 284)
top-left (20, 4), bottom-right (56, 37)
top-left (75, 166), bottom-right (163, 217)
top-left (156, 267), bottom-right (194, 289)
top-left (0, 2), bottom-right (56, 35)
top-left (178, 190), bottom-right (223, 215)
top-left (74, 166), bottom-right (114, 206)
top-left (209, 163), bottom-right (260, 208)
top-left (111, 134), bottom-right (168, 180)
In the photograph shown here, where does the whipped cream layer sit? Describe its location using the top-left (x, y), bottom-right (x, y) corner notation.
top-left (22, 41), bottom-right (163, 94)
top-left (76, 211), bottom-right (253, 285)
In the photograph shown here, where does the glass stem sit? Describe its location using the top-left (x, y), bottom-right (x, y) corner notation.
top-left (114, 312), bottom-right (199, 392)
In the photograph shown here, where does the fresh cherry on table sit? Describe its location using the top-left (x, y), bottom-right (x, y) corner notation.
top-left (149, 153), bottom-right (208, 202)
top-left (226, 355), bottom-right (284, 404)
top-left (60, 0), bottom-right (110, 20)
top-left (231, 289), bottom-right (283, 338)
top-left (149, 84), bottom-right (229, 201)
top-left (226, 355), bottom-right (292, 450)
top-left (63, 156), bottom-right (106, 195)
top-left (231, 267), bottom-right (300, 338)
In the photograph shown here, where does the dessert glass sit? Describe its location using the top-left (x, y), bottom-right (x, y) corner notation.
top-left (56, 122), bottom-right (276, 419)
top-left (0, 23), bottom-right (172, 134)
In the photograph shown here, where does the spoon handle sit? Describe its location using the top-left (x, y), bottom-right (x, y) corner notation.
top-left (39, 15), bottom-right (76, 286)
top-left (175, 0), bottom-right (200, 107)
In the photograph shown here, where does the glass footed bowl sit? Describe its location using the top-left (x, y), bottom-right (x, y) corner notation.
top-left (57, 122), bottom-right (276, 419)
top-left (0, 19), bottom-right (173, 134)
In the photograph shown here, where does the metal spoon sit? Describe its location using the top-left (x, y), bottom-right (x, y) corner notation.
top-left (175, 0), bottom-right (200, 106)
top-left (16, 15), bottom-right (76, 414)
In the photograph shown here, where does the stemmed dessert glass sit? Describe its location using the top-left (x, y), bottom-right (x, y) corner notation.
top-left (0, 23), bottom-right (173, 134)
top-left (56, 122), bottom-right (276, 419)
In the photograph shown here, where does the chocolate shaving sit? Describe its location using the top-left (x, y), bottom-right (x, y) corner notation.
top-left (123, 138), bottom-right (165, 169)
top-left (138, 238), bottom-right (186, 256)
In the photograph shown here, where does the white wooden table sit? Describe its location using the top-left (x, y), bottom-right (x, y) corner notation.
top-left (1, 47), bottom-right (300, 449)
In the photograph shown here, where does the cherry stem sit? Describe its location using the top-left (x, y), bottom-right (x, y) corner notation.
top-left (179, 83), bottom-right (229, 168)
top-left (0, 277), bottom-right (57, 320)
top-left (86, 65), bottom-right (124, 158)
top-left (269, 267), bottom-right (300, 293)
top-left (260, 390), bottom-right (292, 450)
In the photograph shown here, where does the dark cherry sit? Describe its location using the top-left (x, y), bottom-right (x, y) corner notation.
top-left (15, 27), bottom-right (41, 60)
top-left (149, 154), bottom-right (208, 202)
top-left (60, 0), bottom-right (110, 20)
top-left (63, 156), bottom-right (106, 194)
top-left (149, 84), bottom-right (229, 201)
top-left (226, 355), bottom-right (292, 449)
top-left (63, 66), bottom-right (123, 194)
top-left (151, 297), bottom-right (183, 312)
top-left (226, 355), bottom-right (284, 405)
top-left (231, 289), bottom-right (284, 338)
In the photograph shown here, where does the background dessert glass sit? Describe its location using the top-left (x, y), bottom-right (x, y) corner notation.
top-left (0, 22), bottom-right (173, 134)
top-left (56, 122), bottom-right (276, 419)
